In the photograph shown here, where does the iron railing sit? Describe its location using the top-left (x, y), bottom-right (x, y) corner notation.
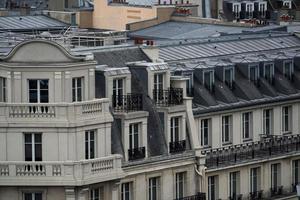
top-left (249, 190), bottom-right (263, 200)
top-left (153, 88), bottom-right (183, 106)
top-left (228, 194), bottom-right (243, 200)
top-left (174, 192), bottom-right (206, 200)
top-left (270, 186), bottom-right (283, 197)
top-left (202, 134), bottom-right (300, 168)
top-left (128, 147), bottom-right (146, 161)
top-left (170, 140), bottom-right (186, 153)
top-left (112, 94), bottom-right (143, 112)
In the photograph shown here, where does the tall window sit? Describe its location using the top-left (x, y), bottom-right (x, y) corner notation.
top-left (264, 63), bottom-right (274, 84)
top-left (72, 77), bottom-right (83, 102)
top-left (149, 177), bottom-right (160, 200)
top-left (259, 3), bottom-right (266, 17)
top-left (242, 112), bottom-right (252, 140)
top-left (113, 78), bottom-right (124, 107)
top-left (0, 77), bottom-right (6, 102)
top-left (24, 133), bottom-right (42, 161)
top-left (263, 109), bottom-right (273, 135)
top-left (203, 70), bottom-right (214, 92)
top-left (283, 61), bottom-right (293, 80)
top-left (271, 163), bottom-right (281, 189)
top-left (129, 123), bottom-right (140, 150)
top-left (208, 176), bottom-right (218, 200)
top-left (85, 130), bottom-right (96, 159)
top-left (170, 117), bottom-right (180, 143)
top-left (153, 73), bottom-right (164, 102)
top-left (249, 65), bottom-right (258, 84)
top-left (292, 160), bottom-right (300, 185)
top-left (200, 118), bottom-right (211, 146)
top-left (224, 68), bottom-right (234, 89)
top-left (121, 182), bottom-right (133, 200)
top-left (246, 3), bottom-right (253, 18)
top-left (250, 167), bottom-right (261, 193)
top-left (229, 171), bottom-right (240, 199)
top-left (233, 4), bottom-right (240, 18)
top-left (90, 187), bottom-right (104, 200)
top-left (222, 115), bottom-right (232, 144)
top-left (282, 106), bottom-right (292, 133)
top-left (28, 79), bottom-right (49, 103)
top-left (24, 192), bottom-right (42, 200)
top-left (175, 172), bottom-right (186, 199)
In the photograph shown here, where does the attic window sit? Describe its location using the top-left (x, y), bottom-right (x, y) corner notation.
top-left (203, 70), bottom-right (214, 92)
top-left (224, 68), bottom-right (234, 89)
top-left (283, 60), bottom-right (293, 80)
top-left (263, 63), bottom-right (274, 84)
top-left (249, 65), bottom-right (259, 85)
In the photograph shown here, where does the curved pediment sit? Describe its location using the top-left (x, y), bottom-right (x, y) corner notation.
top-left (1, 40), bottom-right (84, 63)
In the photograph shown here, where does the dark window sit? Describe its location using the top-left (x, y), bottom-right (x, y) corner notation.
top-left (28, 80), bottom-right (49, 103)
top-left (283, 61), bottom-right (293, 80)
top-left (282, 106), bottom-right (292, 133)
top-left (24, 133), bottom-right (42, 161)
top-left (250, 167), bottom-right (260, 192)
top-left (263, 109), bottom-right (273, 135)
top-left (121, 182), bottom-right (132, 200)
top-left (171, 117), bottom-right (180, 143)
top-left (175, 172), bottom-right (185, 198)
top-left (224, 68), bottom-right (234, 89)
top-left (264, 63), bottom-right (274, 83)
top-left (293, 160), bottom-right (300, 185)
top-left (222, 115), bottom-right (232, 143)
top-left (129, 123), bottom-right (139, 149)
top-left (242, 112), bottom-right (252, 139)
top-left (271, 163), bottom-right (281, 188)
top-left (149, 177), bottom-right (160, 200)
top-left (208, 176), bottom-right (218, 200)
top-left (0, 77), bottom-right (6, 102)
top-left (85, 130), bottom-right (96, 159)
top-left (203, 71), bottom-right (214, 91)
top-left (200, 118), bottom-right (210, 146)
top-left (72, 77), bottom-right (83, 102)
top-left (249, 65), bottom-right (258, 83)
top-left (230, 171), bottom-right (240, 198)
top-left (24, 192), bottom-right (42, 200)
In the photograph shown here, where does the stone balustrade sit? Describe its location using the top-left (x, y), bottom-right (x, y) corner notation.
top-left (0, 155), bottom-right (124, 186)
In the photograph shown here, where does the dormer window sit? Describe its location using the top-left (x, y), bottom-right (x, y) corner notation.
top-left (249, 65), bottom-right (259, 85)
top-left (263, 63), bottom-right (274, 84)
top-left (113, 78), bottom-right (124, 108)
top-left (153, 73), bottom-right (164, 101)
top-left (128, 122), bottom-right (145, 160)
top-left (283, 60), bottom-right (293, 80)
top-left (203, 70), bottom-right (214, 92)
top-left (224, 68), bottom-right (234, 89)
top-left (0, 77), bottom-right (6, 102)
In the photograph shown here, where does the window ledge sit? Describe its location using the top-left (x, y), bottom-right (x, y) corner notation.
top-left (283, 131), bottom-right (292, 135)
top-left (222, 142), bottom-right (232, 146)
top-left (243, 138), bottom-right (253, 142)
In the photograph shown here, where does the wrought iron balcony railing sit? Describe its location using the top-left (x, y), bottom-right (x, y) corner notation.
top-left (174, 192), bottom-right (206, 200)
top-left (202, 134), bottom-right (300, 169)
top-left (249, 190), bottom-right (263, 200)
top-left (170, 140), bottom-right (186, 153)
top-left (270, 186), bottom-right (283, 197)
top-left (112, 94), bottom-right (143, 112)
top-left (128, 147), bottom-right (146, 161)
top-left (153, 88), bottom-right (183, 106)
top-left (229, 194), bottom-right (242, 200)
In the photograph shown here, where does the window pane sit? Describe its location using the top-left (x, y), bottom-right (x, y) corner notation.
top-left (29, 90), bottom-right (38, 103)
top-left (40, 90), bottom-right (49, 103)
top-left (29, 80), bottom-right (37, 89)
top-left (39, 80), bottom-right (48, 89)
top-left (35, 193), bottom-right (42, 200)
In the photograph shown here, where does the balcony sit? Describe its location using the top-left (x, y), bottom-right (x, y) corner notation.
top-left (249, 190), bottom-right (263, 200)
top-left (153, 88), bottom-right (183, 107)
top-left (170, 140), bottom-right (186, 153)
top-left (128, 147), bottom-right (146, 161)
top-left (0, 99), bottom-right (111, 125)
top-left (229, 194), bottom-right (243, 200)
top-left (0, 155), bottom-right (124, 186)
top-left (174, 192), bottom-right (206, 200)
top-left (112, 94), bottom-right (143, 112)
top-left (202, 134), bottom-right (300, 169)
top-left (270, 186), bottom-right (283, 197)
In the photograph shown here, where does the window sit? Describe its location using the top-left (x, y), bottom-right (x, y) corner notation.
top-left (24, 133), bottom-right (42, 161)
top-left (208, 176), bottom-right (218, 200)
top-left (149, 177), bottom-right (160, 200)
top-left (233, 4), bottom-right (240, 19)
top-left (224, 68), bottom-right (234, 89)
top-left (292, 160), bottom-right (300, 185)
top-left (72, 77), bottom-right (83, 102)
top-left (200, 118), bottom-right (211, 146)
top-left (90, 187), bottom-right (104, 200)
top-left (85, 130), bottom-right (96, 159)
top-left (0, 77), bottom-right (6, 102)
top-left (283, 61), bottom-right (293, 80)
top-left (264, 63), bottom-right (274, 84)
top-left (250, 167), bottom-right (261, 193)
top-left (242, 112), bottom-right (252, 140)
top-left (170, 117), bottom-right (180, 143)
top-left (28, 79), bottom-right (49, 103)
top-left (24, 192), bottom-right (42, 200)
top-left (229, 171), bottom-right (240, 199)
top-left (271, 163), bottom-right (281, 189)
top-left (222, 115), bottom-right (232, 144)
top-left (263, 109), bottom-right (273, 135)
top-left (259, 2), bottom-right (267, 17)
top-left (129, 123), bottom-right (140, 150)
top-left (249, 65), bottom-right (258, 84)
top-left (175, 172), bottom-right (186, 199)
top-left (203, 70), bottom-right (214, 92)
top-left (153, 73), bottom-right (164, 102)
top-left (121, 182), bottom-right (133, 200)
top-left (282, 106), bottom-right (292, 133)
top-left (246, 3), bottom-right (253, 18)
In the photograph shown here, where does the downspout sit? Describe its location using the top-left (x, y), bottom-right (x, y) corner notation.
top-left (195, 163), bottom-right (207, 193)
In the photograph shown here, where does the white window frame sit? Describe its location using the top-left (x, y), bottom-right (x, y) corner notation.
top-left (250, 167), bottom-right (261, 193)
top-left (229, 171), bottom-right (240, 198)
top-left (0, 77), bottom-right (6, 102)
top-left (72, 77), bottom-right (84, 102)
top-left (222, 115), bottom-right (232, 144)
top-left (23, 192), bottom-right (43, 200)
top-left (170, 117), bottom-right (181, 143)
top-left (259, 2), bottom-right (267, 17)
top-left (90, 187), bottom-right (104, 200)
top-left (233, 3), bottom-right (241, 19)
top-left (175, 172), bottom-right (186, 199)
top-left (200, 118), bottom-right (211, 147)
top-left (121, 182), bottom-right (133, 200)
top-left (28, 79), bottom-right (49, 103)
top-left (246, 3), bottom-right (254, 18)
top-left (149, 177), bottom-right (160, 200)
top-left (271, 163), bottom-right (281, 189)
top-left (208, 175), bottom-right (218, 200)
top-left (292, 159), bottom-right (300, 185)
top-left (242, 112), bottom-right (252, 140)
top-left (129, 123), bottom-right (140, 150)
top-left (153, 73), bottom-right (164, 102)
top-left (263, 108), bottom-right (273, 135)
top-left (85, 130), bottom-right (96, 159)
top-left (282, 106), bottom-right (292, 134)
top-left (24, 133), bottom-right (42, 161)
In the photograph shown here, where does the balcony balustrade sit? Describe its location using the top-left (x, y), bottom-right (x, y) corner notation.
top-left (0, 155), bottom-right (124, 186)
top-left (202, 134), bottom-right (300, 169)
top-left (128, 147), bottom-right (146, 161)
top-left (170, 140), bottom-right (186, 153)
top-left (0, 99), bottom-right (110, 124)
top-left (112, 94), bottom-right (143, 112)
top-left (153, 88), bottom-right (183, 106)
top-left (174, 192), bottom-right (206, 200)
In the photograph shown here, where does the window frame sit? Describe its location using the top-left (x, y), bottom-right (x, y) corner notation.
top-left (283, 60), bottom-right (293, 80)
top-left (23, 192), bottom-right (43, 200)
top-left (200, 118), bottom-right (211, 147)
top-left (175, 172), bottom-right (186, 199)
top-left (263, 63), bottom-right (274, 84)
top-left (263, 108), bottom-right (273, 135)
top-left (224, 67), bottom-right (234, 89)
top-left (129, 123), bottom-right (140, 150)
top-left (282, 106), bottom-right (292, 134)
top-left (222, 115), bottom-right (232, 144)
top-left (121, 182), bottom-right (133, 200)
top-left (85, 130), bottom-right (96, 159)
top-left (203, 70), bottom-right (214, 92)
top-left (24, 133), bottom-right (42, 162)
top-left (90, 187), bottom-right (104, 200)
top-left (229, 171), bottom-right (240, 198)
top-left (28, 79), bottom-right (49, 103)
top-left (0, 77), bottom-right (6, 102)
top-left (250, 167), bottom-right (261, 193)
top-left (242, 112), bottom-right (252, 140)
top-left (72, 77), bottom-right (84, 102)
top-left (248, 64), bottom-right (259, 84)
top-left (271, 163), bottom-right (281, 189)
top-left (208, 175), bottom-right (218, 200)
top-left (292, 159), bottom-right (300, 185)
top-left (148, 177), bottom-right (161, 200)
top-left (170, 117), bottom-right (181, 143)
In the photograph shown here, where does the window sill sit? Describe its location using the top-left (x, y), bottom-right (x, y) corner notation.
top-left (201, 145), bottom-right (212, 150)
top-left (282, 131), bottom-right (292, 135)
top-left (243, 138), bottom-right (253, 142)
top-left (222, 142), bottom-right (232, 146)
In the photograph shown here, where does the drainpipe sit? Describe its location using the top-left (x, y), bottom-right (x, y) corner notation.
top-left (195, 163), bottom-right (207, 193)
top-left (205, 0), bottom-right (211, 18)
